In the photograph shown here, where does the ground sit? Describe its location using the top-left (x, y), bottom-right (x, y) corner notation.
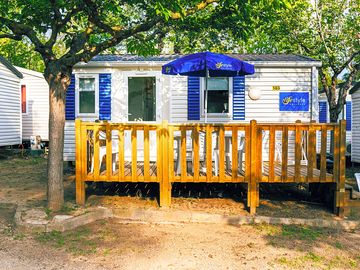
top-left (0, 155), bottom-right (359, 269)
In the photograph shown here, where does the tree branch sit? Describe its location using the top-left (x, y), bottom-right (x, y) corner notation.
top-left (83, 0), bottom-right (119, 34)
top-left (45, 3), bottom-right (85, 48)
top-left (314, 1), bottom-right (332, 58)
top-left (0, 16), bottom-right (53, 60)
top-left (62, 0), bottom-right (218, 65)
top-left (68, 16), bottom-right (163, 64)
top-left (334, 50), bottom-right (360, 76)
top-left (0, 33), bottom-right (22, 40)
top-left (336, 62), bottom-right (360, 114)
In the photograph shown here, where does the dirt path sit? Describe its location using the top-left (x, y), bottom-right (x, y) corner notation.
top-left (1, 219), bottom-right (360, 270)
top-left (1, 157), bottom-right (360, 269)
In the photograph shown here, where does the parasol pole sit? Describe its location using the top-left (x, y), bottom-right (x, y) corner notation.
top-left (204, 66), bottom-right (209, 123)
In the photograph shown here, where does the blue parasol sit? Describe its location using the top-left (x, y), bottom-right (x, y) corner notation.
top-left (162, 51), bottom-right (255, 122)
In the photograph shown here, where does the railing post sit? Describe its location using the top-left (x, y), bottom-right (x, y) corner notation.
top-left (335, 120), bottom-right (346, 217)
top-left (160, 120), bottom-right (171, 207)
top-left (75, 119), bottom-right (85, 205)
top-left (248, 120), bottom-right (259, 214)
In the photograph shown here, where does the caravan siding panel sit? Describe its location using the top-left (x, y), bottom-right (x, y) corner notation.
top-left (17, 67), bottom-right (50, 141)
top-left (169, 67), bottom-right (313, 123)
top-left (351, 92), bottom-right (360, 163)
top-left (64, 64), bottom-right (319, 161)
top-left (64, 121), bottom-right (76, 161)
top-left (169, 76), bottom-right (188, 123)
top-left (244, 67), bottom-right (312, 123)
top-left (0, 62), bottom-right (21, 146)
top-left (169, 66), bottom-right (314, 162)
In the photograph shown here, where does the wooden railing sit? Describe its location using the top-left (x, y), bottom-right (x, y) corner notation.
top-left (75, 119), bottom-right (346, 215)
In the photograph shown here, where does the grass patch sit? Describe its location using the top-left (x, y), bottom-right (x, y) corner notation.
top-left (277, 253), bottom-right (359, 269)
top-left (36, 231), bottom-right (65, 248)
top-left (254, 224), bottom-right (325, 241)
top-left (281, 225), bottom-right (325, 241)
top-left (253, 223), bottom-right (282, 236)
top-left (35, 227), bottom-right (98, 255)
top-left (334, 241), bottom-right (343, 249)
top-left (277, 252), bottom-right (324, 269)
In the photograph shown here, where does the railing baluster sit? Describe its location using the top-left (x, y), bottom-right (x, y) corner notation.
top-left (156, 125), bottom-right (162, 181)
top-left (144, 126), bottom-right (150, 181)
top-left (320, 125), bottom-right (327, 181)
top-left (81, 125), bottom-right (88, 179)
top-left (168, 126), bottom-right (174, 181)
top-left (131, 128), bottom-right (137, 182)
top-left (257, 127), bottom-right (262, 188)
top-left (219, 126), bottom-right (225, 182)
top-left (118, 126), bottom-right (124, 181)
top-left (206, 125), bottom-right (213, 182)
top-left (294, 121), bottom-right (302, 182)
top-left (281, 126), bottom-right (288, 181)
top-left (106, 123), bottom-right (112, 179)
top-left (231, 126), bottom-right (238, 181)
top-left (94, 125), bottom-right (100, 179)
top-left (269, 126), bottom-right (275, 181)
top-left (180, 127), bottom-right (187, 182)
top-left (193, 125), bottom-right (200, 182)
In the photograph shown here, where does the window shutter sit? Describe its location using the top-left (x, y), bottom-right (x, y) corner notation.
top-left (346, 101), bottom-right (352, 131)
top-left (188, 77), bottom-right (200, 120)
top-left (21, 85), bottom-right (26, 113)
top-left (233, 76), bottom-right (245, 120)
top-left (99, 73), bottom-right (112, 120)
top-left (65, 74), bottom-right (75, 120)
top-left (319, 101), bottom-right (327, 123)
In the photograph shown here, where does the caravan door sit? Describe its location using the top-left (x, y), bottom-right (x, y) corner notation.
top-left (125, 72), bottom-right (162, 161)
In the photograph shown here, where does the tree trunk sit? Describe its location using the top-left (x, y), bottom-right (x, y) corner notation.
top-left (329, 106), bottom-right (340, 123)
top-left (45, 67), bottom-right (71, 211)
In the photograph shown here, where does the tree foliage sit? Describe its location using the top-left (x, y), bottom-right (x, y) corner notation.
top-left (237, 0), bottom-right (360, 122)
top-left (0, 0), bottom-right (288, 210)
top-left (0, 39), bottom-right (44, 71)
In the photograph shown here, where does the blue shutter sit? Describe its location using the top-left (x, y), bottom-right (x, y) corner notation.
top-left (346, 101), bottom-right (352, 131)
top-left (65, 74), bottom-right (75, 120)
top-left (99, 73), bottom-right (112, 120)
top-left (319, 101), bottom-right (327, 123)
top-left (188, 77), bottom-right (200, 120)
top-left (233, 76), bottom-right (245, 120)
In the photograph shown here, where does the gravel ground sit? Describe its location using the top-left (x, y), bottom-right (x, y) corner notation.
top-left (1, 217), bottom-right (360, 270)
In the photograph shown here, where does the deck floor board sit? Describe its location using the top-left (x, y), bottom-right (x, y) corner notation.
top-left (95, 161), bottom-right (332, 181)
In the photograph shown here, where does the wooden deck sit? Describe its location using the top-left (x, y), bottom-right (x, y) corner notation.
top-left (75, 120), bottom-right (347, 216)
top-left (89, 161), bottom-right (333, 183)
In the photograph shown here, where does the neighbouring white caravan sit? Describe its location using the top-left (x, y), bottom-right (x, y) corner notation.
top-left (317, 92), bottom-right (352, 155)
top-left (350, 83), bottom-right (360, 163)
top-left (0, 56), bottom-right (23, 147)
top-left (16, 66), bottom-right (49, 142)
top-left (63, 54), bottom-right (322, 162)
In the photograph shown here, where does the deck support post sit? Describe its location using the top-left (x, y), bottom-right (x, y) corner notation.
top-left (75, 119), bottom-right (85, 205)
top-left (248, 120), bottom-right (259, 215)
top-left (335, 120), bottom-right (346, 217)
top-left (160, 120), bottom-right (171, 207)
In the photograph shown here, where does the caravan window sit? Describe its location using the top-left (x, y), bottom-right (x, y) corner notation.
top-left (79, 77), bottom-right (95, 114)
top-left (203, 78), bottom-right (230, 114)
